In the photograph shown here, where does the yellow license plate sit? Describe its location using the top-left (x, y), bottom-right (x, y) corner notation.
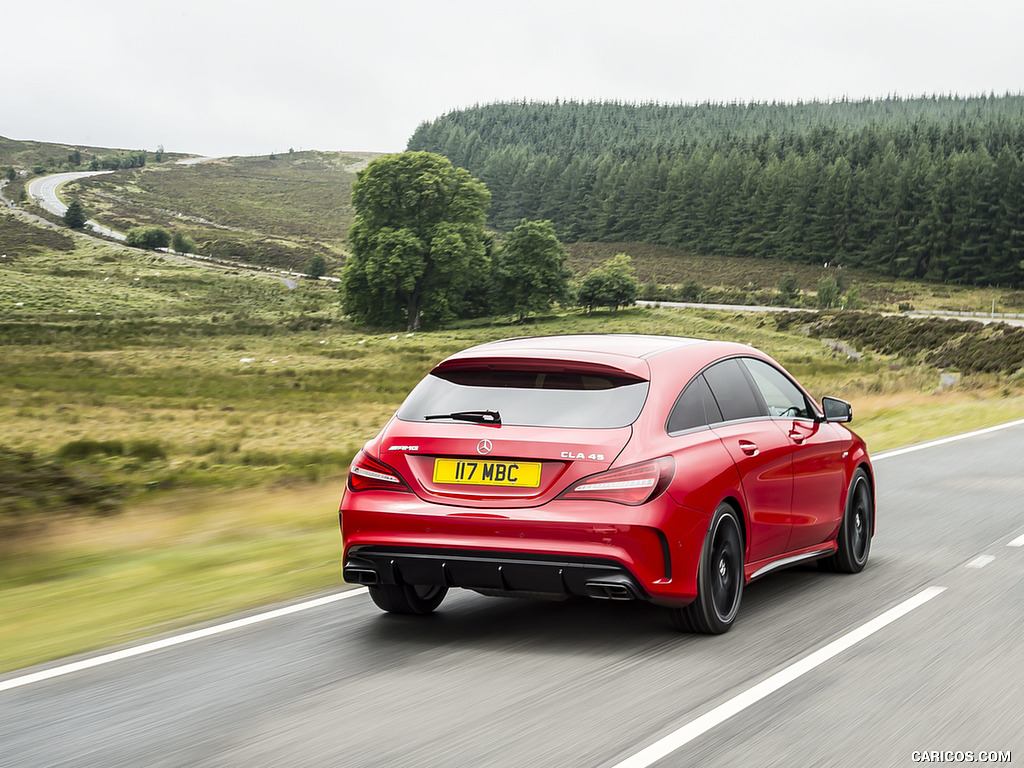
top-left (433, 458), bottom-right (542, 487)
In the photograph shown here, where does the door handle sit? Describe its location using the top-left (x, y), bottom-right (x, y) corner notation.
top-left (788, 430), bottom-right (805, 444)
top-left (738, 440), bottom-right (759, 456)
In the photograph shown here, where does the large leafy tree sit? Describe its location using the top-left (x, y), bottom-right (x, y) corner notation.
top-left (341, 152), bottom-right (490, 331)
top-left (491, 219), bottom-right (571, 321)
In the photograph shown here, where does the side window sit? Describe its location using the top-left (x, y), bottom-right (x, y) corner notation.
top-left (667, 375), bottom-right (723, 433)
top-left (703, 359), bottom-right (766, 422)
top-left (742, 358), bottom-right (813, 419)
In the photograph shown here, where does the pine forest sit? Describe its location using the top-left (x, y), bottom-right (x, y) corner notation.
top-left (408, 95), bottom-right (1024, 287)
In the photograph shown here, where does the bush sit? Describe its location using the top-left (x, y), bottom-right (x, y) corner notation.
top-left (640, 281), bottom-right (673, 301)
top-left (1, 446), bottom-right (124, 533)
top-left (817, 276), bottom-right (840, 309)
top-left (307, 254), bottom-right (328, 279)
top-left (57, 439), bottom-right (125, 460)
top-left (129, 440), bottom-right (167, 462)
top-left (676, 280), bottom-right (704, 302)
top-left (171, 231), bottom-right (196, 254)
top-left (125, 226), bottom-right (171, 249)
top-left (778, 272), bottom-right (800, 304)
top-left (576, 253), bottom-right (640, 313)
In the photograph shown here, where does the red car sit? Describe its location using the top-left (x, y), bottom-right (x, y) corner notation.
top-left (340, 334), bottom-right (873, 633)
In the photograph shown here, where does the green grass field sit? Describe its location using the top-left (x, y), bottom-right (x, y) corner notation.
top-left (4, 184), bottom-right (1024, 674)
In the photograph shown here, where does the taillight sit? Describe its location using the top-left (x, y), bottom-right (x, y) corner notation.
top-left (347, 451), bottom-right (412, 493)
top-left (558, 457), bottom-right (674, 506)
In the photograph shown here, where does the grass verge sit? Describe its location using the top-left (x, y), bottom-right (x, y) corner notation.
top-left (0, 481), bottom-right (347, 674)
top-left (2, 349), bottom-right (1024, 673)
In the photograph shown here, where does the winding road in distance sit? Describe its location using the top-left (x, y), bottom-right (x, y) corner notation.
top-left (1, 420), bottom-right (1022, 767)
top-left (27, 171), bottom-right (122, 240)
top-left (25, 170), bottom-right (303, 288)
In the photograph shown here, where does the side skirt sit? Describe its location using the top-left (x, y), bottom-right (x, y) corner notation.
top-left (747, 546), bottom-right (836, 581)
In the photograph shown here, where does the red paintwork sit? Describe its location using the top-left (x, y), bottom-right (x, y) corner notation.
top-left (340, 334), bottom-right (874, 606)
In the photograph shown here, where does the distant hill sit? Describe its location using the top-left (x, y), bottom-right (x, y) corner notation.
top-left (59, 150), bottom-right (380, 273)
top-left (408, 95), bottom-right (1024, 287)
top-left (0, 135), bottom-right (189, 173)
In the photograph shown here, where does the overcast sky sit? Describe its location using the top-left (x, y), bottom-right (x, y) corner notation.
top-left (4, 0), bottom-right (1022, 158)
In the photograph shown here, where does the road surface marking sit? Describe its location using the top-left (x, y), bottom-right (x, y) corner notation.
top-left (0, 588), bottom-right (368, 694)
top-left (873, 418), bottom-right (1024, 461)
top-left (609, 586), bottom-right (947, 768)
top-left (965, 555), bottom-right (996, 569)
top-left (1008, 533), bottom-right (1024, 548)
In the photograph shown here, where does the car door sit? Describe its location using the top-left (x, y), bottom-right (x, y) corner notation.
top-left (741, 358), bottom-right (848, 553)
top-left (703, 359), bottom-right (793, 564)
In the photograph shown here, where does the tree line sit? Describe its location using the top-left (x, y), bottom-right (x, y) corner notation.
top-left (407, 96), bottom-right (1024, 287)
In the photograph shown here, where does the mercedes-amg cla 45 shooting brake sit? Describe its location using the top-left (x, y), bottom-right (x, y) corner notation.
top-left (341, 334), bottom-right (873, 633)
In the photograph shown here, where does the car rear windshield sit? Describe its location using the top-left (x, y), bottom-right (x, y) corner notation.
top-left (397, 369), bottom-right (650, 428)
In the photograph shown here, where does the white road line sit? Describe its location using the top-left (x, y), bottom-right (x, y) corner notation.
top-left (1008, 533), bottom-right (1024, 548)
top-left (609, 586), bottom-right (947, 768)
top-left (872, 418), bottom-right (1024, 461)
top-left (966, 555), bottom-right (996, 569)
top-left (0, 588), bottom-right (368, 694)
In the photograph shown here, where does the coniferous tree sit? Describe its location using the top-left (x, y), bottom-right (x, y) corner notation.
top-left (63, 200), bottom-right (87, 229)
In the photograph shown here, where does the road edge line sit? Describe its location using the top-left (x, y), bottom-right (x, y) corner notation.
top-left (0, 588), bottom-right (368, 693)
top-left (608, 586), bottom-right (947, 768)
top-left (872, 418), bottom-right (1024, 461)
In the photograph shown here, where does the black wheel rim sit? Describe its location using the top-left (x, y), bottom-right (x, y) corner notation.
top-left (710, 515), bottom-right (742, 621)
top-left (851, 479), bottom-right (870, 563)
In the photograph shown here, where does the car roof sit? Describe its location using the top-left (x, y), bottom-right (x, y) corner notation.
top-left (434, 334), bottom-right (762, 381)
top-left (477, 334), bottom-right (703, 357)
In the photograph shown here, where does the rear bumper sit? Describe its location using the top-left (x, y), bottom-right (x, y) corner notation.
top-left (340, 490), bottom-right (711, 605)
top-left (344, 546), bottom-right (648, 601)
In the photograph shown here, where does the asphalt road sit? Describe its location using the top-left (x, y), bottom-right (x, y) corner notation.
top-left (1, 423), bottom-right (1022, 767)
top-left (26, 171), bottom-right (125, 241)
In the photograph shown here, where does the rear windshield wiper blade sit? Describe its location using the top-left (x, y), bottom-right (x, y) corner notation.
top-left (424, 410), bottom-right (501, 424)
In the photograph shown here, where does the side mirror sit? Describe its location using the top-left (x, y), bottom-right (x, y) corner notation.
top-left (821, 396), bottom-right (853, 423)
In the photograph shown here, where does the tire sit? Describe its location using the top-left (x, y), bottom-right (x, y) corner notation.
top-left (820, 468), bottom-right (872, 574)
top-left (670, 503), bottom-right (744, 634)
top-left (368, 583), bottom-right (448, 615)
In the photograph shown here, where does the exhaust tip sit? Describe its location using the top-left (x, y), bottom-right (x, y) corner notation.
top-left (584, 579), bottom-right (637, 601)
top-left (343, 567), bottom-right (379, 586)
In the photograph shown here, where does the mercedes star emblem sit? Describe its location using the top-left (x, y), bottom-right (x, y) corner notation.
top-left (476, 439), bottom-right (493, 455)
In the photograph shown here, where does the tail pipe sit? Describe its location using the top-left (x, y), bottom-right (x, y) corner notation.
top-left (584, 576), bottom-right (639, 601)
top-left (343, 566), bottom-right (380, 586)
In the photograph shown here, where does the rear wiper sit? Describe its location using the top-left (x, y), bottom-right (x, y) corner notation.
top-left (424, 410), bottom-right (501, 425)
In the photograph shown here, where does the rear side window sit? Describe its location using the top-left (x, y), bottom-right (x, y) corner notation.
top-left (397, 369), bottom-right (649, 428)
top-left (703, 359), bottom-right (766, 422)
top-left (667, 375), bottom-right (723, 433)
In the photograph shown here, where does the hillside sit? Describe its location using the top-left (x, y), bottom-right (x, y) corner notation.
top-left (58, 150), bottom-right (380, 273)
top-left (0, 135), bottom-right (189, 173)
top-left (408, 96), bottom-right (1024, 287)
